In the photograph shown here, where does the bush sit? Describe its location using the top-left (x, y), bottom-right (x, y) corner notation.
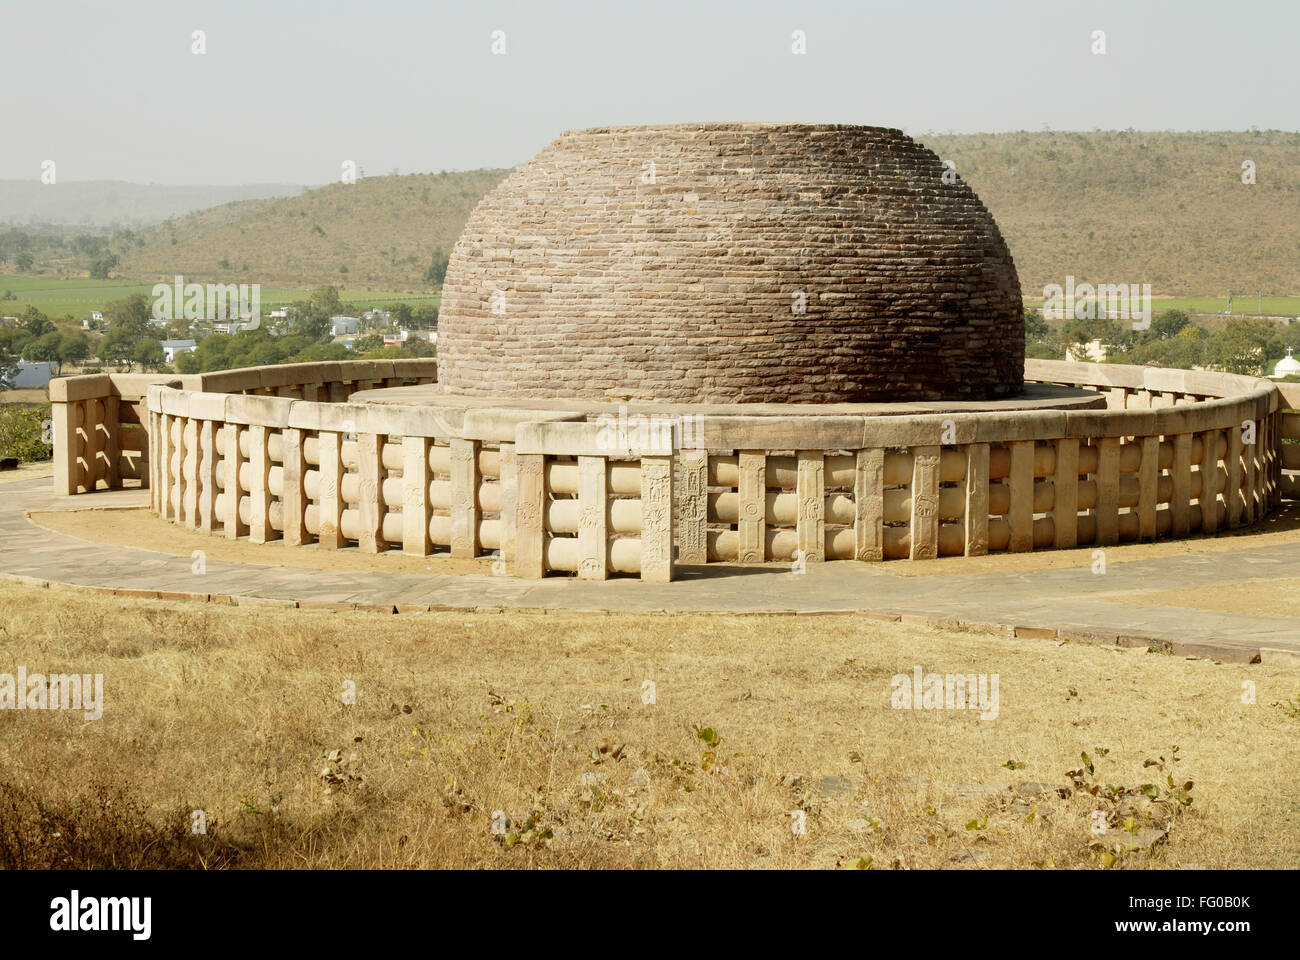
top-left (0, 403), bottom-right (52, 462)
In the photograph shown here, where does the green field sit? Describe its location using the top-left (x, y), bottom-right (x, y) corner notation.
top-left (7, 276), bottom-right (1296, 326)
top-left (0, 275), bottom-right (439, 320)
top-left (1025, 295), bottom-right (1300, 318)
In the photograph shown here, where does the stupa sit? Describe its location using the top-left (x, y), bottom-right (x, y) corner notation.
top-left (436, 123), bottom-right (1024, 404)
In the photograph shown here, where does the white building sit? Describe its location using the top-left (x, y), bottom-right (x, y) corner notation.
top-left (1270, 347), bottom-right (1300, 379)
top-left (1066, 339), bottom-right (1109, 363)
top-left (160, 339), bottom-right (197, 363)
top-left (330, 316), bottom-right (362, 336)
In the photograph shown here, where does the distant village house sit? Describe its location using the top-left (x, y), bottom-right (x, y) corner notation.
top-left (160, 339), bottom-right (197, 363)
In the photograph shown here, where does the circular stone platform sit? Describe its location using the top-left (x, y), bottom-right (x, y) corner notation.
top-left (437, 122), bottom-right (1025, 405)
top-left (348, 381), bottom-right (1104, 417)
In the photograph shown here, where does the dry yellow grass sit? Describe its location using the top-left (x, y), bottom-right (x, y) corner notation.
top-left (0, 580), bottom-right (1296, 869)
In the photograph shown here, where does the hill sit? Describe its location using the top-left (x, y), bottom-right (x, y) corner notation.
top-left (117, 170), bottom-right (511, 287)
top-left (917, 129), bottom-right (1300, 297)
top-left (108, 131), bottom-right (1300, 295)
top-left (0, 180), bottom-right (306, 227)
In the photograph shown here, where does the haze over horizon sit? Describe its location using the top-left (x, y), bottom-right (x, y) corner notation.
top-left (2, 0), bottom-right (1296, 186)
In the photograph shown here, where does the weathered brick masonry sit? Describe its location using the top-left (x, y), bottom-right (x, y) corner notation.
top-left (438, 123), bottom-right (1024, 403)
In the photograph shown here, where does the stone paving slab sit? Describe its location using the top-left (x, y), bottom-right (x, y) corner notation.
top-left (2, 476), bottom-right (1298, 663)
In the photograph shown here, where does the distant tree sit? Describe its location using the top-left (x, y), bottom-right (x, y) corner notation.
top-left (14, 252), bottom-right (34, 272)
top-left (21, 305), bottom-right (53, 338)
top-left (0, 344), bottom-right (18, 388)
top-left (1150, 309), bottom-right (1190, 341)
top-left (351, 334), bottom-right (384, 353)
top-left (1062, 314), bottom-right (1123, 359)
top-left (410, 303), bottom-right (439, 330)
top-left (1024, 307), bottom-right (1049, 342)
top-left (88, 253), bottom-right (119, 279)
top-left (57, 331), bottom-right (91, 373)
top-left (103, 294), bottom-right (152, 338)
top-left (402, 337), bottom-right (436, 359)
top-left (1209, 318), bottom-right (1279, 375)
top-left (0, 326), bottom-right (32, 360)
top-left (179, 332), bottom-right (234, 373)
top-left (423, 247), bottom-right (450, 286)
top-left (295, 286), bottom-right (345, 342)
top-left (72, 233), bottom-right (108, 258)
top-left (21, 330), bottom-right (62, 366)
top-left (386, 302), bottom-right (413, 327)
top-left (98, 327), bottom-right (138, 370)
top-left (359, 345), bottom-right (404, 360)
top-left (287, 342), bottom-right (350, 364)
top-left (132, 338), bottom-right (165, 372)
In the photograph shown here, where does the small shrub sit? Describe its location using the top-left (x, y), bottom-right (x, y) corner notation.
top-left (0, 403), bottom-right (52, 462)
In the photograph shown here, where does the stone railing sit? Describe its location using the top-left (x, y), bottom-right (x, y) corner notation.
top-left (49, 373), bottom-right (157, 496)
top-left (49, 359), bottom-right (439, 495)
top-left (513, 421), bottom-right (675, 582)
top-left (657, 362), bottom-right (1283, 569)
top-left (49, 358), bottom-right (1293, 584)
top-left (147, 383), bottom-right (575, 563)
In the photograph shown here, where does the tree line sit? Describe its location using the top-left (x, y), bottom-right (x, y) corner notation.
top-left (0, 285), bottom-right (436, 387)
top-left (1025, 308), bottom-right (1300, 377)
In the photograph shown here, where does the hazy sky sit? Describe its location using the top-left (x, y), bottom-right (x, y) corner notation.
top-left (3, 0), bottom-right (1296, 185)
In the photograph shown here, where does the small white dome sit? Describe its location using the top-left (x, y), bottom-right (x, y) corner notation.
top-left (1272, 348), bottom-right (1300, 378)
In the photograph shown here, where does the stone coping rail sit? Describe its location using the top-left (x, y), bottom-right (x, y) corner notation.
top-left (48, 358), bottom-right (1297, 584)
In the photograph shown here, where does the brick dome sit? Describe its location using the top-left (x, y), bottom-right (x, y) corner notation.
top-left (437, 123), bottom-right (1024, 403)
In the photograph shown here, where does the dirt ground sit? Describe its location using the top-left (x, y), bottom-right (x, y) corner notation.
top-left (27, 500), bottom-right (1300, 620)
top-left (0, 462), bottom-right (53, 485)
top-left (1097, 578), bottom-right (1300, 619)
top-left (889, 502), bottom-right (1300, 576)
top-left (0, 389), bottom-right (49, 404)
top-left (29, 506), bottom-right (495, 577)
